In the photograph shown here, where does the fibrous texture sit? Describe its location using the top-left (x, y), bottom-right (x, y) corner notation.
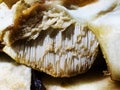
top-left (1, 1), bottom-right (98, 77)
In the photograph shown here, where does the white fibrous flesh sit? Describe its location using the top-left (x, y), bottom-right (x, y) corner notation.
top-left (3, 21), bottom-right (98, 77)
top-left (1, 1), bottom-right (98, 77)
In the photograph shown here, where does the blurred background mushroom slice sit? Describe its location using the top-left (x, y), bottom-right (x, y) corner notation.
top-left (0, 53), bottom-right (31, 90)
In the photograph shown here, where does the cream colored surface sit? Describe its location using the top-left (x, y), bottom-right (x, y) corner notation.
top-left (0, 1), bottom-right (24, 32)
top-left (0, 2), bottom-right (14, 35)
top-left (0, 53), bottom-right (31, 90)
top-left (88, 2), bottom-right (120, 80)
top-left (65, 0), bottom-right (118, 24)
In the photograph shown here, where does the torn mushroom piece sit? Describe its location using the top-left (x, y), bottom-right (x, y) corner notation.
top-left (2, 1), bottom-right (99, 77)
